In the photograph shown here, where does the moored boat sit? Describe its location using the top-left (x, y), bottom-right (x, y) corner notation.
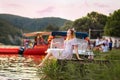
top-left (0, 31), bottom-right (88, 55)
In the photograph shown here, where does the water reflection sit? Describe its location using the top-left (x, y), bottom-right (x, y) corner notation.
top-left (0, 54), bottom-right (44, 80)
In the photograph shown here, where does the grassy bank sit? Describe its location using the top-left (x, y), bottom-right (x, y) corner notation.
top-left (37, 49), bottom-right (120, 80)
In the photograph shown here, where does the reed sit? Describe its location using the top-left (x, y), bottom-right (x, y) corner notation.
top-left (37, 49), bottom-right (120, 80)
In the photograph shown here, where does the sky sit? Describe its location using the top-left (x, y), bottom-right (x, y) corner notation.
top-left (0, 0), bottom-right (120, 20)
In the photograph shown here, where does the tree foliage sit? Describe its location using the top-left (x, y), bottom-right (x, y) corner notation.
top-left (0, 18), bottom-right (21, 45)
top-left (104, 9), bottom-right (120, 37)
top-left (60, 21), bottom-right (73, 31)
top-left (72, 12), bottom-right (107, 38)
top-left (45, 24), bottom-right (59, 31)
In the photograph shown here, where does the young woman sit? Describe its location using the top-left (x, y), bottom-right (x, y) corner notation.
top-left (38, 29), bottom-right (82, 67)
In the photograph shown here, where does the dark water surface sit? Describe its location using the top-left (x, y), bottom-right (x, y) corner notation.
top-left (0, 54), bottom-right (44, 80)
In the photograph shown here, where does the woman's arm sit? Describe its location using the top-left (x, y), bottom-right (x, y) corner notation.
top-left (74, 45), bottom-right (82, 60)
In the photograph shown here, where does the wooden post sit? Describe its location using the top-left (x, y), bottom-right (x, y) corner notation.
top-left (89, 28), bottom-right (91, 39)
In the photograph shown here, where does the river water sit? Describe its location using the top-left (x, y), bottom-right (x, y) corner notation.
top-left (0, 54), bottom-right (44, 80)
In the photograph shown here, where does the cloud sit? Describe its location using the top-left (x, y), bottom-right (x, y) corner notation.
top-left (6, 3), bottom-right (22, 8)
top-left (0, 0), bottom-right (119, 20)
top-left (93, 3), bottom-right (109, 8)
top-left (37, 6), bottom-right (55, 14)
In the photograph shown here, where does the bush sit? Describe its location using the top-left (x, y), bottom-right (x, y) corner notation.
top-left (37, 49), bottom-right (120, 80)
top-left (105, 49), bottom-right (120, 60)
top-left (37, 60), bottom-right (89, 80)
top-left (87, 61), bottom-right (120, 80)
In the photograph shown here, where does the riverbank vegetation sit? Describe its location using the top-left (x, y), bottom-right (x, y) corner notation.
top-left (37, 49), bottom-right (120, 80)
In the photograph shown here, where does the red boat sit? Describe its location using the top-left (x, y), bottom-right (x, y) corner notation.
top-left (0, 47), bottom-right (19, 54)
top-left (22, 31), bottom-right (51, 55)
top-left (0, 31), bottom-right (88, 55)
top-left (0, 31), bottom-right (52, 55)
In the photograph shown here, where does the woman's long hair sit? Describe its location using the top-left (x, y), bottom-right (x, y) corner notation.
top-left (66, 29), bottom-right (75, 40)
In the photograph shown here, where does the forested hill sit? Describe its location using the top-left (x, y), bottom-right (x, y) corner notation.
top-left (0, 18), bottom-right (22, 45)
top-left (0, 14), bottom-right (70, 32)
top-left (0, 14), bottom-right (70, 45)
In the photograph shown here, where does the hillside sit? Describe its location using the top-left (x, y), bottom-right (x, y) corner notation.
top-left (0, 18), bottom-right (21, 45)
top-left (0, 14), bottom-right (70, 32)
top-left (0, 14), bottom-right (70, 45)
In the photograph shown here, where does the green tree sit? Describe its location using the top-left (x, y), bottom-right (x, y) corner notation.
top-left (45, 24), bottom-right (59, 31)
top-left (104, 9), bottom-right (120, 37)
top-left (0, 18), bottom-right (21, 45)
top-left (72, 12), bottom-right (107, 38)
top-left (60, 21), bottom-right (73, 31)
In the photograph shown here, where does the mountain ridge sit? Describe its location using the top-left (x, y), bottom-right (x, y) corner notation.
top-left (0, 14), bottom-right (70, 45)
top-left (0, 14), bottom-right (70, 32)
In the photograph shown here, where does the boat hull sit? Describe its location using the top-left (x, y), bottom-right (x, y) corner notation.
top-left (23, 45), bottom-right (48, 55)
top-left (0, 45), bottom-right (48, 55)
top-left (0, 48), bottom-right (19, 54)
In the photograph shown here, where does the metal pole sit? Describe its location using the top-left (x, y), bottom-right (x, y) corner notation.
top-left (89, 28), bottom-right (91, 39)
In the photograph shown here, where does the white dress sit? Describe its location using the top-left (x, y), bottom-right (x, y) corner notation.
top-left (47, 38), bottom-right (78, 60)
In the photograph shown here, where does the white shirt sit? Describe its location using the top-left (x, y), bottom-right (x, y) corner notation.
top-left (95, 39), bottom-right (100, 46)
top-left (101, 45), bottom-right (108, 52)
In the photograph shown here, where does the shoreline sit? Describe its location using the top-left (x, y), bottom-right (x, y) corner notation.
top-left (0, 45), bottom-right (20, 48)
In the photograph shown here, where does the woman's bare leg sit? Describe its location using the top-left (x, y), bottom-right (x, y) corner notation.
top-left (38, 52), bottom-right (52, 67)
